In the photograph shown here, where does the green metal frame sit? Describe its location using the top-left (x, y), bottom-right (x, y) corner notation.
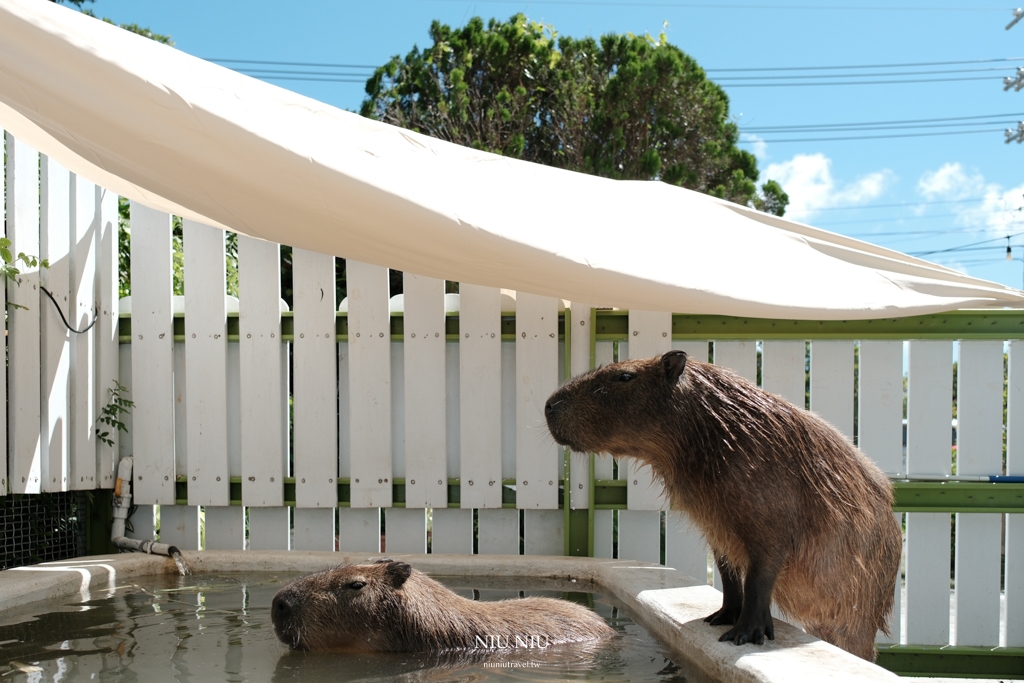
top-left (121, 308), bottom-right (1024, 679)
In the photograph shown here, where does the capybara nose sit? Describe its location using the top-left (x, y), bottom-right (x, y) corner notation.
top-left (545, 398), bottom-right (557, 417)
top-left (272, 593), bottom-right (294, 625)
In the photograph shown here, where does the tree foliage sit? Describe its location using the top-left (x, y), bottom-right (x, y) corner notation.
top-left (362, 15), bottom-right (788, 215)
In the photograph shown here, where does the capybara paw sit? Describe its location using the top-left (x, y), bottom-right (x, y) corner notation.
top-left (718, 618), bottom-right (774, 646)
top-left (703, 606), bottom-right (740, 626)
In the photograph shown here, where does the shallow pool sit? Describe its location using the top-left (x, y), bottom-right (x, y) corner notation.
top-left (0, 571), bottom-right (706, 683)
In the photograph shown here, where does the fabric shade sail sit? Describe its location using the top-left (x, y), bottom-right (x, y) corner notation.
top-left (2, 0), bottom-right (1022, 319)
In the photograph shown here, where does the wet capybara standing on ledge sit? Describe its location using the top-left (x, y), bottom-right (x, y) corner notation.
top-left (545, 351), bottom-right (901, 661)
top-left (271, 559), bottom-right (615, 651)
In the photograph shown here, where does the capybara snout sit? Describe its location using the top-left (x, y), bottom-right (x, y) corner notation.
top-left (271, 559), bottom-right (614, 652)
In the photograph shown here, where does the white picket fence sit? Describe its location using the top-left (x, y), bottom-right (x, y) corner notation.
top-left (3, 131), bottom-right (1023, 650)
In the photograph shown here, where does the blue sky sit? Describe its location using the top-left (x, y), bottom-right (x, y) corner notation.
top-left (85, 1), bottom-right (1024, 289)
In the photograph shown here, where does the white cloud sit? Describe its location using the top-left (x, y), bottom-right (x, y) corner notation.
top-left (742, 134), bottom-right (768, 163)
top-left (762, 153), bottom-right (895, 222)
top-left (917, 162), bottom-right (985, 201)
top-left (916, 163), bottom-right (1024, 236)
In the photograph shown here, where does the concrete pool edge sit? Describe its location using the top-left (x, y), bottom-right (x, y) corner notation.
top-left (0, 552), bottom-right (897, 683)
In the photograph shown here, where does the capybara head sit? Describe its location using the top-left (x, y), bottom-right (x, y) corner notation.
top-left (271, 558), bottom-right (413, 651)
top-left (545, 351), bottom-right (688, 458)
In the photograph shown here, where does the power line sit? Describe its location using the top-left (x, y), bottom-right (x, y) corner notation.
top-left (743, 120), bottom-right (1018, 135)
top-left (715, 66), bottom-right (1015, 80)
top-left (738, 127), bottom-right (1005, 143)
top-left (723, 75), bottom-right (1003, 87)
top-left (707, 56), bottom-right (1024, 72)
top-left (208, 58), bottom-right (376, 69)
top-left (419, 1), bottom-right (1002, 10)
top-left (741, 112), bottom-right (1024, 133)
top-left (814, 197), bottom-right (989, 212)
top-left (821, 215), bottom-right (1000, 229)
top-left (910, 233), bottom-right (1024, 256)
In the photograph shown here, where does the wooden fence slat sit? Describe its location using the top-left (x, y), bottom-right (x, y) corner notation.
top-left (40, 156), bottom-right (71, 496)
top-left (858, 341), bottom-right (904, 476)
top-left (6, 134), bottom-right (41, 494)
top-left (160, 505), bottom-right (199, 550)
top-left (593, 341), bottom-right (615, 559)
top-left (70, 174), bottom-right (98, 490)
top-left (953, 341), bottom-right (1003, 646)
top-left (336, 508), bottom-right (381, 552)
top-left (431, 508), bottom-right (473, 554)
top-left (501, 339), bottom-right (516, 479)
top-left (118, 344), bottom-right (133, 460)
top-left (761, 340), bottom-right (805, 407)
top-left (204, 506), bottom-right (245, 550)
top-left (129, 203), bottom-right (175, 505)
top-left (1007, 340), bottom-right (1024, 647)
top-left (666, 340), bottom-right (712, 579)
top-left (96, 187), bottom-right (119, 488)
top-left (293, 248), bottom-right (338, 509)
top-left (125, 505), bottom-right (155, 541)
top-left (248, 507), bottom-right (290, 550)
top-left (347, 260), bottom-right (392, 508)
top-left (624, 311), bottom-right (671, 512)
top-left (386, 508), bottom-right (427, 553)
top-left (809, 340), bottom-right (855, 440)
top-left (477, 508), bottom-right (519, 555)
top-left (238, 235), bottom-right (285, 509)
top-left (566, 304), bottom-right (594, 512)
top-left (523, 509), bottom-right (563, 555)
top-left (293, 508), bottom-right (336, 551)
top-left (459, 284), bottom-right (502, 509)
top-left (404, 274), bottom-right (447, 508)
top-left (619, 510), bottom-right (661, 563)
top-left (183, 219), bottom-right (229, 506)
top-left (445, 342), bottom-right (461, 485)
top-left (859, 340), bottom-right (906, 644)
top-left (713, 341), bottom-right (757, 384)
top-left (516, 293), bottom-right (559, 510)
top-left (905, 340), bottom-right (953, 646)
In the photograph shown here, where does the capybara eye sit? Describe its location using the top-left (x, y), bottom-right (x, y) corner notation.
top-left (616, 372), bottom-right (636, 382)
top-left (348, 581), bottom-right (365, 590)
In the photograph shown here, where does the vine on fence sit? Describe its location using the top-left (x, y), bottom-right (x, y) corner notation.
top-left (96, 380), bottom-right (134, 448)
top-left (1, 237), bottom-right (49, 309)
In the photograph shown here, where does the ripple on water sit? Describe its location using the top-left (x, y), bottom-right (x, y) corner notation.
top-left (0, 572), bottom-right (704, 683)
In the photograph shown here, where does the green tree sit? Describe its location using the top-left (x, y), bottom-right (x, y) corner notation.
top-left (362, 15), bottom-right (788, 216)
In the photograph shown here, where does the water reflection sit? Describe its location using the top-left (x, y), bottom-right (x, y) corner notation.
top-left (0, 572), bottom-right (698, 683)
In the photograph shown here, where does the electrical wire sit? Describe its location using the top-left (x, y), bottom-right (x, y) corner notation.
top-left (416, 1), bottom-right (1002, 11)
top-left (739, 128), bottom-right (1006, 143)
top-left (814, 198), bottom-right (990, 212)
top-left (723, 75), bottom-right (1004, 87)
top-left (715, 66), bottom-right (1015, 80)
top-left (742, 112), bottom-right (1024, 133)
top-left (910, 232), bottom-right (1024, 256)
top-left (707, 56), bottom-right (1024, 72)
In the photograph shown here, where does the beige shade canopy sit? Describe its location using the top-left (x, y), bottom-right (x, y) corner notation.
top-left (2, 0), bottom-right (1022, 319)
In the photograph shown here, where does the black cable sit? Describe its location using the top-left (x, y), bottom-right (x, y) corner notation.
top-left (40, 286), bottom-right (99, 334)
top-left (716, 66), bottom-right (1016, 80)
top-left (910, 232), bottom-right (1024, 256)
top-left (708, 56), bottom-right (1024, 72)
top-left (739, 128), bottom-right (1005, 143)
top-left (815, 197), bottom-right (989, 212)
top-left (208, 58), bottom-right (376, 69)
top-left (742, 112), bottom-right (1024, 133)
top-left (723, 75), bottom-right (1004, 87)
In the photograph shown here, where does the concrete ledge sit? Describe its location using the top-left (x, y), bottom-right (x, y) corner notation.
top-left (0, 552), bottom-right (897, 683)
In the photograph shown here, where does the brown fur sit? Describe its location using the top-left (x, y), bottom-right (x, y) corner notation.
top-left (544, 351), bottom-right (901, 661)
top-left (271, 559), bottom-right (615, 651)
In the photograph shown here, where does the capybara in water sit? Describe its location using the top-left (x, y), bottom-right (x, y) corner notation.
top-left (270, 559), bottom-right (615, 651)
top-left (545, 351), bottom-right (901, 661)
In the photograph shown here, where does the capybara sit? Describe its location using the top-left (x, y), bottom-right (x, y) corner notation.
top-left (270, 559), bottom-right (615, 651)
top-left (544, 351), bottom-right (901, 661)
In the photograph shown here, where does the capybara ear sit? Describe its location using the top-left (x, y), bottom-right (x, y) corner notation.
top-left (385, 561), bottom-right (413, 588)
top-left (661, 350), bottom-right (687, 384)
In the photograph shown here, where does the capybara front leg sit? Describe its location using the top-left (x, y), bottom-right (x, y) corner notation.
top-left (719, 560), bottom-right (777, 646)
top-left (704, 554), bottom-right (743, 626)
